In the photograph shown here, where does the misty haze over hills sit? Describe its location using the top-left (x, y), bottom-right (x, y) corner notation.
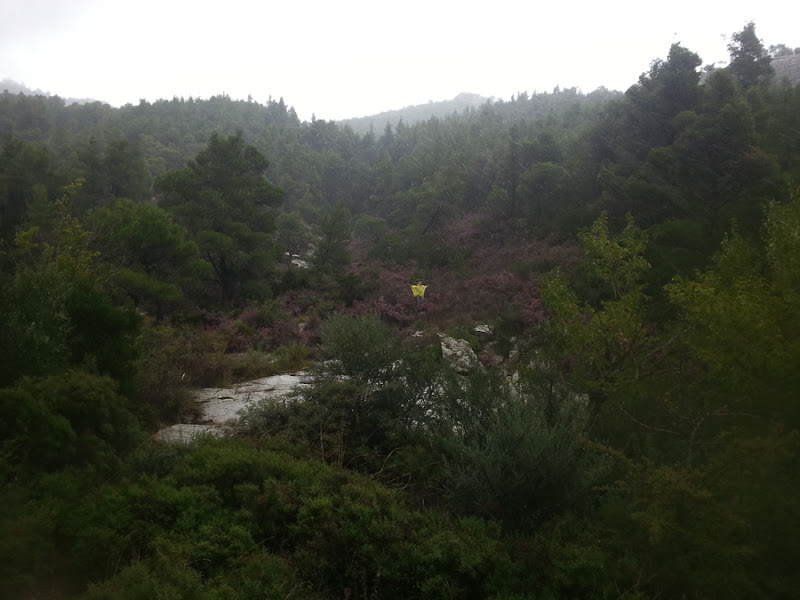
top-left (4, 51), bottom-right (800, 130)
top-left (1, 77), bottom-right (101, 106)
top-left (338, 92), bottom-right (493, 134)
top-left (771, 52), bottom-right (800, 83)
top-left (1, 77), bottom-right (494, 129)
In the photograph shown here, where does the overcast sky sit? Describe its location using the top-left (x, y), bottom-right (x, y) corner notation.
top-left (1, 0), bottom-right (796, 122)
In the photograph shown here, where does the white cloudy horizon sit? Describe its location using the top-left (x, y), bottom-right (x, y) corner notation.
top-left (1, 0), bottom-right (795, 122)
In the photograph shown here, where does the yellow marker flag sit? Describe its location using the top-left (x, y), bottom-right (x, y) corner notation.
top-left (411, 284), bottom-right (427, 298)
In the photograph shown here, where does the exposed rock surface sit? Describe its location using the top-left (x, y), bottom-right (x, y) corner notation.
top-left (473, 324), bottom-right (493, 341)
top-left (154, 372), bottom-right (311, 443)
top-left (440, 335), bottom-right (478, 374)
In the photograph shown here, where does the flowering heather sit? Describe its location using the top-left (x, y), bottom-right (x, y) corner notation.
top-left (421, 270), bottom-right (544, 328)
top-left (170, 214), bottom-right (583, 356)
top-left (235, 306), bottom-right (270, 328)
top-left (346, 262), bottom-right (420, 325)
top-left (343, 215), bottom-right (582, 333)
top-left (253, 316), bottom-right (318, 350)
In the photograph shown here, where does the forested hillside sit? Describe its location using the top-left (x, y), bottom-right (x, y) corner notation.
top-left (1, 23), bottom-right (799, 599)
top-left (338, 91), bottom-right (492, 135)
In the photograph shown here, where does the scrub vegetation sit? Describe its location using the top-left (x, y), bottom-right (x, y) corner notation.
top-left (1, 23), bottom-right (799, 599)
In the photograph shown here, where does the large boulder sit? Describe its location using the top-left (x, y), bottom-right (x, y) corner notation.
top-left (440, 336), bottom-right (478, 374)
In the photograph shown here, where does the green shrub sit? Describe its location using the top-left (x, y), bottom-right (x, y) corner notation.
top-left (13, 436), bottom-right (548, 599)
top-left (228, 349), bottom-right (275, 382)
top-left (432, 367), bottom-right (602, 530)
top-left (167, 327), bottom-right (232, 388)
top-left (319, 313), bottom-right (402, 383)
top-left (0, 486), bottom-right (59, 599)
top-left (0, 370), bottom-right (141, 475)
top-left (82, 560), bottom-right (203, 600)
top-left (272, 342), bottom-right (312, 372)
top-left (131, 322), bottom-right (197, 424)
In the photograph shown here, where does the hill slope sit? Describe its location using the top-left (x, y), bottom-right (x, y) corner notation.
top-left (338, 92), bottom-right (490, 134)
top-left (771, 53), bottom-right (800, 84)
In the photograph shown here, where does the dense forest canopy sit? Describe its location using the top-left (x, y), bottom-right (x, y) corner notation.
top-left (1, 24), bottom-right (799, 599)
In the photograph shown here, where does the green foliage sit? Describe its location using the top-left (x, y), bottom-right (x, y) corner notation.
top-left (48, 438), bottom-right (527, 599)
top-left (275, 210), bottom-right (310, 257)
top-left (516, 161), bottom-right (569, 231)
top-left (524, 192), bottom-right (800, 596)
top-left (352, 214), bottom-right (388, 245)
top-left (155, 131), bottom-right (283, 303)
top-left (0, 370), bottom-right (141, 476)
top-left (129, 322), bottom-right (198, 424)
top-left (3, 35), bottom-right (800, 599)
top-left (765, 195), bottom-right (800, 296)
top-left (42, 178), bottom-right (101, 278)
top-left (113, 268), bottom-right (184, 314)
top-left (0, 261), bottom-right (74, 383)
top-left (89, 198), bottom-right (204, 317)
top-left (577, 212), bottom-right (650, 300)
top-left (625, 43), bottom-right (702, 151)
top-left (311, 203), bottom-right (352, 275)
top-left (65, 284), bottom-right (140, 389)
top-left (702, 430), bottom-right (800, 598)
top-left (0, 181), bottom-right (140, 389)
top-left (81, 560), bottom-right (206, 600)
top-left (727, 22), bottom-right (774, 88)
top-left (101, 138), bottom-right (153, 202)
top-left (644, 218), bottom-right (715, 290)
top-left (524, 452), bottom-right (760, 599)
top-left (234, 316), bottom-right (438, 475)
top-left (666, 197), bottom-right (800, 426)
top-left (431, 367), bottom-right (601, 530)
top-left (0, 486), bottom-right (60, 599)
top-left (541, 213), bottom-right (656, 433)
top-left (484, 183), bottom-right (512, 219)
top-left (272, 342), bottom-right (312, 372)
top-left (493, 304), bottom-right (524, 359)
top-left (319, 312), bottom-right (403, 383)
top-left (155, 326), bottom-right (231, 388)
top-left (0, 131), bottom-right (56, 242)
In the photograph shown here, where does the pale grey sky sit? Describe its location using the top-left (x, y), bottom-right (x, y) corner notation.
top-left (1, 0), bottom-right (795, 121)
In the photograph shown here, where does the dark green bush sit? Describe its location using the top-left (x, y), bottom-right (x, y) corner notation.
top-left (318, 312), bottom-right (403, 383)
top-left (431, 367), bottom-right (602, 530)
top-left (59, 438), bottom-right (529, 599)
top-left (0, 370), bottom-right (141, 475)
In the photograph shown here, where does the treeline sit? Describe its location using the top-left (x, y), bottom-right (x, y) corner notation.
top-left (3, 31), bottom-right (800, 278)
top-left (0, 22), bottom-right (799, 599)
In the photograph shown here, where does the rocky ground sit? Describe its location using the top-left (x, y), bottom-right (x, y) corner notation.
top-left (154, 328), bottom-right (498, 443)
top-left (154, 372), bottom-right (312, 442)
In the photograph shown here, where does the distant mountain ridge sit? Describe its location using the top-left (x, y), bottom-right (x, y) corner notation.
top-left (0, 78), bottom-right (103, 106)
top-left (698, 53), bottom-right (800, 86)
top-left (6, 52), bottom-right (799, 133)
top-left (338, 92), bottom-right (491, 135)
top-left (2, 76), bottom-right (491, 129)
top-left (771, 53), bottom-right (800, 84)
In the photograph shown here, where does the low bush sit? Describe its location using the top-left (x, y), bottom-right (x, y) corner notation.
top-left (0, 369), bottom-right (141, 475)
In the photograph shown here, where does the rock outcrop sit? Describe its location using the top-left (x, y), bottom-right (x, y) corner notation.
top-left (154, 372), bottom-right (311, 443)
top-left (439, 335), bottom-right (478, 374)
